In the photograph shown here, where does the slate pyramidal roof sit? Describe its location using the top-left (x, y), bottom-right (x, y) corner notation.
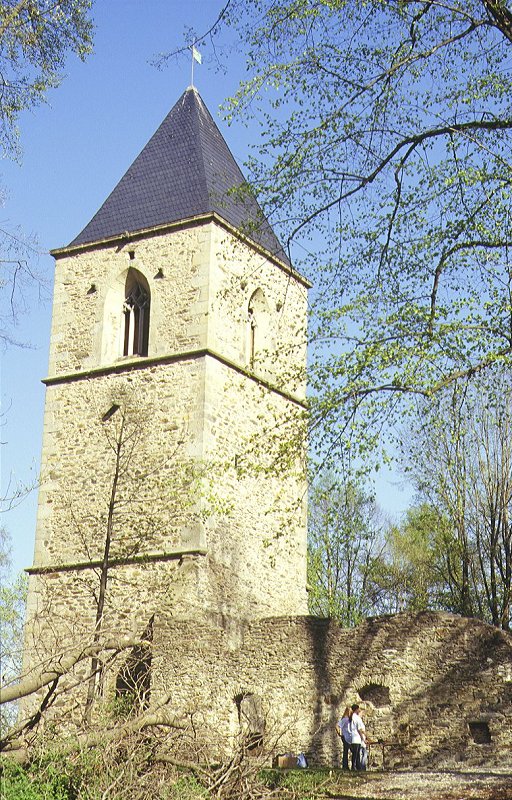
top-left (67, 86), bottom-right (290, 267)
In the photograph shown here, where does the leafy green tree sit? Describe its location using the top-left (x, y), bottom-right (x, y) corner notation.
top-left (402, 386), bottom-right (478, 618)
top-left (0, 0), bottom-right (94, 160)
top-left (0, 0), bottom-right (94, 349)
top-left (368, 504), bottom-right (452, 614)
top-left (0, 527), bottom-right (28, 729)
top-left (307, 472), bottom-right (384, 626)
top-left (209, 0), bottom-right (512, 464)
top-left (403, 374), bottom-right (512, 629)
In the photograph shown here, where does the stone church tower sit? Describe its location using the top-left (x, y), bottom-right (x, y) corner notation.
top-left (24, 87), bottom-right (310, 673)
top-left (20, 89), bottom-right (512, 773)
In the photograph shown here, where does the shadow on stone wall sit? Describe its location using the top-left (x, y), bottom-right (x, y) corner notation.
top-left (304, 615), bottom-right (392, 765)
top-left (304, 618), bottom-right (334, 761)
top-left (258, 612), bottom-right (512, 769)
top-left (153, 610), bottom-right (512, 770)
top-left (384, 614), bottom-right (512, 768)
top-left (323, 611), bottom-right (512, 769)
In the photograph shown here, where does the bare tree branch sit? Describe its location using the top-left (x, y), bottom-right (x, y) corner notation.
top-left (0, 636), bottom-right (151, 704)
top-left (151, 0), bottom-right (232, 68)
top-left (483, 0), bottom-right (512, 43)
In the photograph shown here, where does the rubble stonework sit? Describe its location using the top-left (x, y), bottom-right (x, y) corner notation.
top-left (24, 218), bottom-right (309, 645)
top-left (151, 611), bottom-right (512, 770)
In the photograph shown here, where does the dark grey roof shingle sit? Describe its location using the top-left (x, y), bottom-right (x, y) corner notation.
top-left (69, 87), bottom-right (290, 265)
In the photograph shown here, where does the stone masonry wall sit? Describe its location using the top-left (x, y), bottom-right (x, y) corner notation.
top-left (47, 222), bottom-right (211, 376)
top-left (47, 219), bottom-right (309, 389)
top-left (31, 364), bottom-right (206, 570)
top-left (25, 357), bottom-right (307, 670)
top-left (200, 356), bottom-right (308, 619)
top-left (151, 611), bottom-right (512, 771)
top-left (25, 219), bottom-right (309, 677)
top-left (208, 225), bottom-right (308, 397)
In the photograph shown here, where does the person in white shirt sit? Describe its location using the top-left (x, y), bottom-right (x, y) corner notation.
top-left (349, 703), bottom-right (366, 770)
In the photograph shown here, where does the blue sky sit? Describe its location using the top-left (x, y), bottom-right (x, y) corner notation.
top-left (1, 1), bottom-right (412, 578)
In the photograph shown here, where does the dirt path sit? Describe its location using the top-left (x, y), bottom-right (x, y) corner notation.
top-left (328, 770), bottom-right (512, 800)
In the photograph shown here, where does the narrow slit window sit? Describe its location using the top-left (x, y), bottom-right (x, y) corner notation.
top-left (248, 306), bottom-right (256, 368)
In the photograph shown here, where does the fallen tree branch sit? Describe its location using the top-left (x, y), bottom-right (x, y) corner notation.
top-left (2, 695), bottom-right (189, 763)
top-left (66, 711), bottom-right (189, 755)
top-left (155, 754), bottom-right (212, 781)
top-left (0, 636), bottom-right (151, 704)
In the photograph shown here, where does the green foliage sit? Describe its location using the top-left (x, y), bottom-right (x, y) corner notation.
top-left (168, 774), bottom-right (209, 799)
top-left (402, 370), bottom-right (512, 628)
top-left (0, 761), bottom-right (72, 800)
top-left (107, 692), bottom-right (136, 720)
top-left (0, 527), bottom-right (28, 730)
top-left (0, 759), bottom-right (382, 800)
top-left (261, 766), bottom-right (381, 797)
top-left (221, 0), bottom-right (512, 465)
top-left (307, 470), bottom-right (384, 626)
top-left (0, 1), bottom-right (94, 349)
top-left (368, 504), bottom-right (451, 614)
top-left (217, 2), bottom-right (512, 629)
top-left (0, 0), bottom-right (94, 160)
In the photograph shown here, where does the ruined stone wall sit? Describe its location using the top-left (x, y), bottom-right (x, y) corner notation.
top-left (152, 611), bottom-right (512, 771)
top-left (23, 557), bottom-right (202, 695)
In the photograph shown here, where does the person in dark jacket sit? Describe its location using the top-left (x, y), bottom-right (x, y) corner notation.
top-left (335, 706), bottom-right (352, 769)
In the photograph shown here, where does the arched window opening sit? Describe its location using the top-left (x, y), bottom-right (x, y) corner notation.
top-left (123, 269), bottom-right (150, 357)
top-left (235, 691), bottom-right (265, 755)
top-left (247, 289), bottom-right (270, 369)
top-left (115, 616), bottom-right (153, 716)
top-left (358, 683), bottom-right (391, 708)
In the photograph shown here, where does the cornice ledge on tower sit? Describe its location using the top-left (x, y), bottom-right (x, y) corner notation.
top-left (26, 547), bottom-right (208, 575)
top-left (50, 212), bottom-right (312, 288)
top-left (50, 213), bottom-right (216, 257)
top-left (42, 347), bottom-right (308, 408)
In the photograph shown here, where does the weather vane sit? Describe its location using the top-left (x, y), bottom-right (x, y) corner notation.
top-left (190, 43), bottom-right (202, 87)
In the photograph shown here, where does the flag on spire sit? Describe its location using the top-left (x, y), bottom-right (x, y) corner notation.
top-left (190, 44), bottom-right (202, 87)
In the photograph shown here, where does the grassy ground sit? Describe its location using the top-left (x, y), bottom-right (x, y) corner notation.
top-left (3, 758), bottom-right (512, 799)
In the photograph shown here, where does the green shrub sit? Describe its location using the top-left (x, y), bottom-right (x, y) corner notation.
top-left (167, 773), bottom-right (210, 799)
top-left (0, 760), bottom-right (72, 800)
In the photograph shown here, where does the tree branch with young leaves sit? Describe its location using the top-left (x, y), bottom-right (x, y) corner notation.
top-left (0, 0), bottom-right (94, 160)
top-left (208, 0), bottom-right (512, 463)
top-left (0, 0), bottom-right (94, 350)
